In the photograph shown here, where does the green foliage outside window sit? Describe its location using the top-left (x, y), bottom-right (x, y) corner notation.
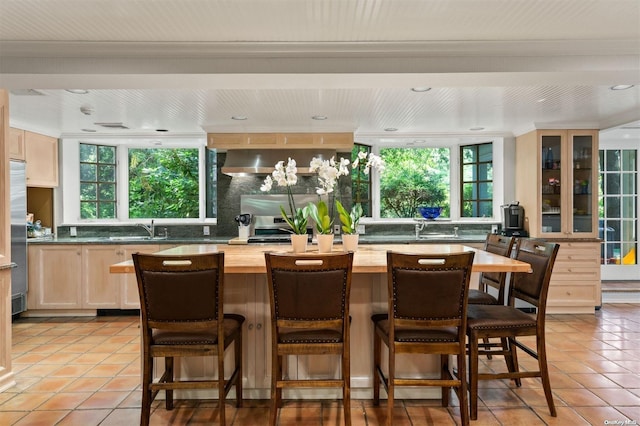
top-left (129, 148), bottom-right (199, 219)
top-left (80, 143), bottom-right (117, 219)
top-left (379, 147), bottom-right (449, 218)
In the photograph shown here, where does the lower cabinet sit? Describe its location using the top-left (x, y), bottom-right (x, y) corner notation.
top-left (28, 243), bottom-right (162, 312)
top-left (547, 241), bottom-right (601, 314)
top-left (119, 245), bottom-right (164, 309)
top-left (28, 245), bottom-right (83, 309)
top-left (225, 273), bottom-right (271, 396)
top-left (82, 245), bottom-right (122, 309)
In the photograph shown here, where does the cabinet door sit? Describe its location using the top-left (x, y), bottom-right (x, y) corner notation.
top-left (28, 245), bottom-right (82, 309)
top-left (120, 244), bottom-right (160, 309)
top-left (540, 131), bottom-right (565, 236)
top-left (568, 130), bottom-right (598, 237)
top-left (82, 245), bottom-right (121, 309)
top-left (9, 128), bottom-right (25, 161)
top-left (278, 133), bottom-right (314, 146)
top-left (225, 273), bottom-right (270, 392)
top-left (25, 131), bottom-right (59, 187)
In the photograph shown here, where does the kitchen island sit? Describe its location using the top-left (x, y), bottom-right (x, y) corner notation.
top-left (111, 243), bottom-right (530, 400)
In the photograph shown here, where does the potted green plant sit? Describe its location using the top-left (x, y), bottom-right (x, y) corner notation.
top-left (260, 158), bottom-right (310, 252)
top-left (307, 200), bottom-right (334, 252)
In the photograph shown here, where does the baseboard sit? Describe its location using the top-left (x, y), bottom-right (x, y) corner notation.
top-left (602, 292), bottom-right (640, 303)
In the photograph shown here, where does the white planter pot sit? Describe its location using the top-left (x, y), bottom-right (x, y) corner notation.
top-left (342, 234), bottom-right (359, 252)
top-left (290, 234), bottom-right (308, 253)
top-left (316, 234), bottom-right (334, 253)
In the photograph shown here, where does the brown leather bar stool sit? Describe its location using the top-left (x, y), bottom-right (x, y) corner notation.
top-left (132, 252), bottom-right (244, 426)
top-left (468, 233), bottom-right (516, 306)
top-left (466, 239), bottom-right (560, 420)
top-left (264, 251), bottom-right (354, 426)
top-left (468, 234), bottom-right (516, 359)
top-left (372, 250), bottom-right (475, 426)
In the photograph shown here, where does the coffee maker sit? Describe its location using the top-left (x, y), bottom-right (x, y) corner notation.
top-left (500, 202), bottom-right (528, 237)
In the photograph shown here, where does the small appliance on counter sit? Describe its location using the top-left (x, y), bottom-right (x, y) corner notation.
top-left (500, 202), bottom-right (529, 237)
top-left (233, 213), bottom-right (252, 242)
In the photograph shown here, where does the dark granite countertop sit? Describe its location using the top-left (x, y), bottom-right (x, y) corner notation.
top-left (27, 234), bottom-right (490, 245)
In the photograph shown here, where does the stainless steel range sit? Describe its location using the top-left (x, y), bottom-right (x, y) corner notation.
top-left (240, 194), bottom-right (317, 243)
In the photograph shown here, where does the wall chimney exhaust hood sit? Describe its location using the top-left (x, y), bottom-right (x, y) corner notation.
top-left (221, 149), bottom-right (337, 176)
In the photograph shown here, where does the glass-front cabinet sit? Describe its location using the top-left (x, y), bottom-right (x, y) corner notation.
top-left (539, 130), bottom-right (598, 237)
top-left (516, 129), bottom-right (598, 238)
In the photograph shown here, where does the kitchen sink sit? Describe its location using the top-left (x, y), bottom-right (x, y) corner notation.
top-left (108, 236), bottom-right (152, 241)
top-left (418, 234), bottom-right (458, 239)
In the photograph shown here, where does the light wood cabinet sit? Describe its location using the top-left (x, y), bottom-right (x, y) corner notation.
top-left (208, 132), bottom-right (354, 150)
top-left (515, 129), bottom-right (598, 238)
top-left (546, 241), bottom-right (601, 313)
top-left (9, 127), bottom-right (26, 161)
top-left (28, 245), bottom-right (82, 309)
top-left (222, 273), bottom-right (271, 394)
top-left (25, 131), bottom-right (59, 187)
top-left (28, 243), bottom-right (162, 313)
top-left (82, 245), bottom-right (122, 309)
top-left (119, 244), bottom-right (161, 309)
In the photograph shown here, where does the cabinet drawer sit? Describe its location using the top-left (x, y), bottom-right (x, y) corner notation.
top-left (548, 284), bottom-right (597, 306)
top-left (551, 265), bottom-right (600, 281)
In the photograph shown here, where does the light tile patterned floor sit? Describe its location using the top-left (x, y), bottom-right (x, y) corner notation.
top-left (1, 304), bottom-right (639, 425)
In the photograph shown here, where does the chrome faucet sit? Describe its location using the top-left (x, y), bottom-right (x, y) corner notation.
top-left (415, 220), bottom-right (427, 239)
top-left (137, 220), bottom-right (155, 238)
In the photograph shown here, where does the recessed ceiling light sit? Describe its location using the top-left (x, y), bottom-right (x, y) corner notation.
top-left (610, 85), bottom-right (634, 90)
top-left (537, 98), bottom-right (546, 103)
top-left (231, 116), bottom-right (247, 120)
top-left (155, 129), bottom-right (169, 132)
top-left (311, 115), bottom-right (327, 120)
top-left (66, 89), bottom-right (89, 94)
top-left (411, 87), bottom-right (431, 92)
top-left (470, 127), bottom-right (485, 131)
top-left (79, 105), bottom-right (94, 115)
top-left (81, 128), bottom-right (97, 132)
top-left (384, 127), bottom-right (398, 132)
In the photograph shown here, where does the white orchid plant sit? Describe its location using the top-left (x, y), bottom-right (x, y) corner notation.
top-left (309, 151), bottom-right (385, 235)
top-left (307, 156), bottom-right (351, 234)
top-left (260, 158), bottom-right (310, 235)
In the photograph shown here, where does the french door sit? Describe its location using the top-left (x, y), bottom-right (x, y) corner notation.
top-left (599, 140), bottom-right (638, 280)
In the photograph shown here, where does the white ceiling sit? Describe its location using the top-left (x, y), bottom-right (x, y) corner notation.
top-left (1, 0), bottom-right (639, 144)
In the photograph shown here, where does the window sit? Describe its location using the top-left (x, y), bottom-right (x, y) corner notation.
top-left (461, 143), bottom-right (493, 217)
top-left (80, 143), bottom-right (117, 219)
top-left (378, 147), bottom-right (450, 218)
top-left (128, 148), bottom-right (199, 219)
top-left (73, 140), bottom-right (216, 222)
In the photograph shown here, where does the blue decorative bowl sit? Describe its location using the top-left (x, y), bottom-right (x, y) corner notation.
top-left (419, 206), bottom-right (443, 220)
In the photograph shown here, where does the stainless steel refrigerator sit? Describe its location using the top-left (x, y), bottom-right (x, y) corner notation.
top-left (10, 160), bottom-right (27, 316)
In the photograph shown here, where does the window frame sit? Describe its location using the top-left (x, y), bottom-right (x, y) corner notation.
top-left (365, 137), bottom-right (507, 223)
top-left (460, 142), bottom-right (494, 218)
top-left (79, 143), bottom-right (117, 220)
top-left (61, 138), bottom-right (212, 224)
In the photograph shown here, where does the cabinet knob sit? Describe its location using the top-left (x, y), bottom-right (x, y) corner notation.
top-left (256, 323), bottom-right (262, 330)
top-left (566, 291), bottom-right (572, 296)
top-left (248, 323), bottom-right (254, 330)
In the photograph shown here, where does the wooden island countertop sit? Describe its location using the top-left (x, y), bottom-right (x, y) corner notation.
top-left (110, 243), bottom-right (531, 274)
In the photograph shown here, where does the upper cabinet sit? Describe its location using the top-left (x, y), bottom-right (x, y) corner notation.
top-left (9, 127), bottom-right (26, 161)
top-left (25, 131), bottom-right (59, 187)
top-left (208, 132), bottom-right (354, 150)
top-left (516, 129), bottom-right (598, 238)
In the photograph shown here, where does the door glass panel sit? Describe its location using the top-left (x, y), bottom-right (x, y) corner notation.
top-left (599, 149), bottom-right (638, 266)
top-left (541, 135), bottom-right (562, 232)
top-left (572, 135), bottom-right (593, 232)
